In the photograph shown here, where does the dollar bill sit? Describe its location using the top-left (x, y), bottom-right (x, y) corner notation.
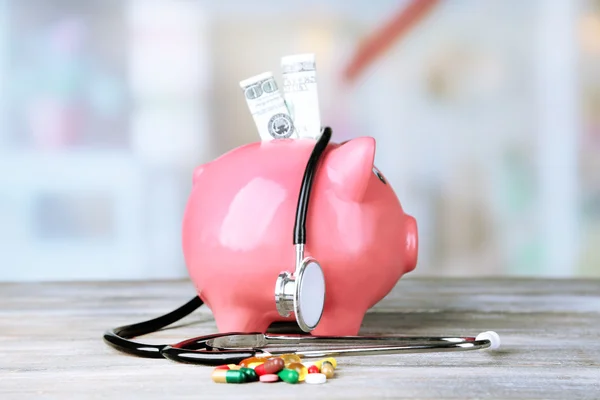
top-left (239, 71), bottom-right (297, 140)
top-left (281, 53), bottom-right (321, 139)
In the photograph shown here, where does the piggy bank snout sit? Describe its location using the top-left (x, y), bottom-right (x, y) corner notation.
top-left (404, 214), bottom-right (418, 272)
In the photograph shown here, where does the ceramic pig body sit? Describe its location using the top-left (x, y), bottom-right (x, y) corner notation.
top-left (182, 137), bottom-right (418, 336)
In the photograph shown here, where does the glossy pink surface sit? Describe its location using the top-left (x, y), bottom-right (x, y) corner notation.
top-left (182, 136), bottom-right (418, 336)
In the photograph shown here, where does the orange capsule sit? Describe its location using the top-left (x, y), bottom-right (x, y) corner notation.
top-left (239, 357), bottom-right (267, 368)
top-left (279, 354), bottom-right (302, 367)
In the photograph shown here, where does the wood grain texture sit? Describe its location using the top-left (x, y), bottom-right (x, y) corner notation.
top-left (1, 277), bottom-right (599, 399)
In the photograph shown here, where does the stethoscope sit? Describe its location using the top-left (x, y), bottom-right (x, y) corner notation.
top-left (103, 126), bottom-right (501, 365)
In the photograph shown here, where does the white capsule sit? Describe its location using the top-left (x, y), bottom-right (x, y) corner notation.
top-left (305, 373), bottom-right (327, 384)
top-left (476, 331), bottom-right (501, 350)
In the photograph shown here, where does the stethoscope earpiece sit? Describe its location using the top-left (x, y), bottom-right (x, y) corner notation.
top-left (475, 330), bottom-right (501, 350)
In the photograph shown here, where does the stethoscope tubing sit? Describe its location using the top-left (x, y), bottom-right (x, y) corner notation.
top-left (103, 296), bottom-right (203, 358)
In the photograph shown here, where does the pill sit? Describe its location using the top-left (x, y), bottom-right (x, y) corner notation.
top-left (213, 363), bottom-right (240, 371)
top-left (211, 369), bottom-right (247, 384)
top-left (247, 361), bottom-right (265, 369)
top-left (254, 357), bottom-right (284, 376)
top-left (314, 357), bottom-right (337, 369)
top-left (239, 357), bottom-right (267, 367)
top-left (278, 368), bottom-right (299, 384)
top-left (287, 362), bottom-right (308, 381)
top-left (307, 365), bottom-right (320, 374)
top-left (279, 354), bottom-right (302, 367)
top-left (259, 374), bottom-right (279, 383)
top-left (239, 367), bottom-right (258, 382)
top-left (321, 361), bottom-right (335, 379)
top-left (305, 373), bottom-right (327, 384)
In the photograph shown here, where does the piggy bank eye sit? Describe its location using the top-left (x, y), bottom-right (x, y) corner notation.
top-left (372, 166), bottom-right (386, 184)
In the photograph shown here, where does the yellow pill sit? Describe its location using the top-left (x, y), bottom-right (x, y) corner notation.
top-left (227, 364), bottom-right (241, 370)
top-left (279, 354), bottom-right (302, 367)
top-left (247, 361), bottom-right (265, 369)
top-left (315, 357), bottom-right (337, 369)
top-left (239, 357), bottom-right (265, 367)
top-left (287, 362), bottom-right (308, 382)
top-left (321, 361), bottom-right (335, 379)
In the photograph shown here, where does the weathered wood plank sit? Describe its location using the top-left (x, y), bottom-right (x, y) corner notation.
top-left (1, 277), bottom-right (599, 399)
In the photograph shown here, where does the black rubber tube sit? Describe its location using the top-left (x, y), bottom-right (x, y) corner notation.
top-left (103, 296), bottom-right (203, 358)
top-left (293, 126), bottom-right (332, 245)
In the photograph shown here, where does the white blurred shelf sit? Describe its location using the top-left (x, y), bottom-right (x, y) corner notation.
top-left (0, 149), bottom-right (192, 281)
top-left (0, 149), bottom-right (135, 185)
top-left (0, 0), bottom-right (210, 282)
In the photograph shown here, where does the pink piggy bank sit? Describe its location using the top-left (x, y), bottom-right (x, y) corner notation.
top-left (182, 136), bottom-right (418, 336)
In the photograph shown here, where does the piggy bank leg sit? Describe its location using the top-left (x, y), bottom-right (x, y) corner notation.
top-left (211, 304), bottom-right (273, 333)
top-left (310, 305), bottom-right (367, 336)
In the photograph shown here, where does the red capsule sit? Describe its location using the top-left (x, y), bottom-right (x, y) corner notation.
top-left (254, 357), bottom-right (285, 376)
top-left (213, 364), bottom-right (238, 370)
top-left (308, 365), bottom-right (320, 374)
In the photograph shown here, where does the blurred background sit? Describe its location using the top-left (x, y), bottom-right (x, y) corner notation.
top-left (0, 0), bottom-right (598, 281)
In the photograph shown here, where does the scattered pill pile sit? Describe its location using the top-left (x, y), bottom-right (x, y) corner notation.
top-left (211, 354), bottom-right (337, 385)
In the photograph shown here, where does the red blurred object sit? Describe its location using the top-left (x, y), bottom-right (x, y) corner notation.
top-left (342, 0), bottom-right (439, 84)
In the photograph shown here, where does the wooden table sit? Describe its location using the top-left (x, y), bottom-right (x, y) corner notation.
top-left (1, 278), bottom-right (599, 399)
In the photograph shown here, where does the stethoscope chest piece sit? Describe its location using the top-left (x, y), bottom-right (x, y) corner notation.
top-left (275, 256), bottom-right (325, 332)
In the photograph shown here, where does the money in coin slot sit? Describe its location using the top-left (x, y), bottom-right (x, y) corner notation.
top-left (281, 53), bottom-right (322, 139)
top-left (239, 71), bottom-right (297, 141)
top-left (268, 113), bottom-right (294, 139)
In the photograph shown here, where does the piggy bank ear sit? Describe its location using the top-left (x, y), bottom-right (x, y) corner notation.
top-left (326, 136), bottom-right (376, 201)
